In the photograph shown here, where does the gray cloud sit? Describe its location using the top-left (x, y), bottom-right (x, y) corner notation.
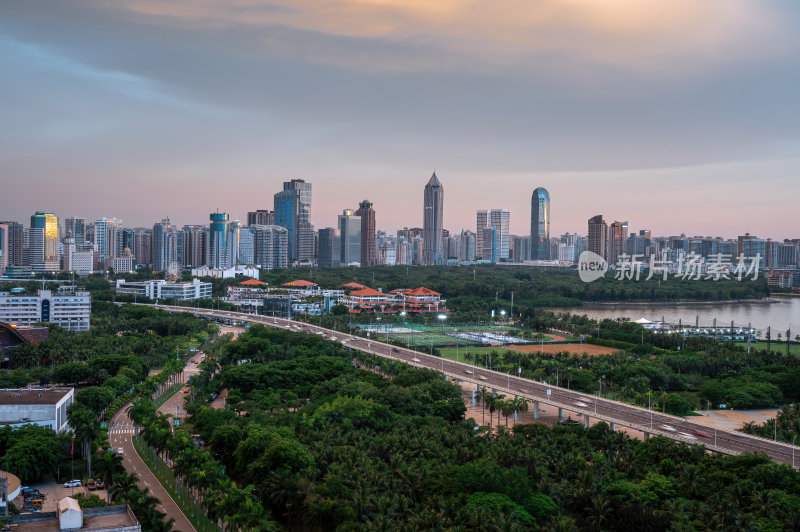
top-left (1, 0), bottom-right (799, 238)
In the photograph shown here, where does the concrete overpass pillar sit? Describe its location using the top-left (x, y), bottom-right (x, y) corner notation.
top-left (583, 414), bottom-right (590, 428)
top-left (643, 432), bottom-right (650, 440)
top-left (472, 388), bottom-right (476, 407)
top-left (610, 423), bottom-right (616, 432)
top-left (533, 401), bottom-right (540, 420)
top-left (558, 407), bottom-right (564, 421)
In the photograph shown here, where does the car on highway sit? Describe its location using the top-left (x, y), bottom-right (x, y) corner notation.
top-left (63, 480), bottom-right (82, 488)
top-left (692, 429), bottom-right (711, 438)
top-left (678, 432), bottom-right (698, 441)
top-left (412, 358), bottom-right (421, 363)
top-left (660, 425), bottom-right (677, 433)
top-left (117, 449), bottom-right (124, 456)
top-left (464, 370), bottom-right (474, 374)
top-left (574, 401), bottom-right (589, 408)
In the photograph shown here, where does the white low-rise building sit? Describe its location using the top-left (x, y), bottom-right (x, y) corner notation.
top-left (190, 265), bottom-right (260, 279)
top-left (0, 388), bottom-right (74, 432)
top-left (116, 278), bottom-right (212, 301)
top-left (0, 289), bottom-right (91, 331)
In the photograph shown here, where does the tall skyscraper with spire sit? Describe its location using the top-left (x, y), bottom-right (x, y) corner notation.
top-left (422, 172), bottom-right (444, 265)
top-left (531, 187), bottom-right (550, 261)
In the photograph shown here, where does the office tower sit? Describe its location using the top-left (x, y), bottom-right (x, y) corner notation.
top-left (64, 217), bottom-right (86, 246)
top-left (0, 222), bottom-right (24, 267)
top-left (607, 221), bottom-right (628, 266)
top-left (238, 226), bottom-right (254, 265)
top-left (490, 209), bottom-right (510, 261)
top-left (588, 215), bottom-right (607, 261)
top-left (477, 209), bottom-right (510, 261)
top-left (459, 230), bottom-right (477, 262)
top-left (412, 236), bottom-right (424, 265)
top-left (247, 210), bottom-right (275, 226)
top-left (338, 209), bottom-right (361, 265)
top-left (318, 228), bottom-right (341, 267)
top-left (29, 211), bottom-right (60, 272)
top-left (480, 226), bottom-right (496, 263)
top-left (94, 218), bottom-right (122, 268)
top-left (0, 224), bottom-right (7, 274)
top-left (738, 234), bottom-right (766, 268)
top-left (121, 229), bottom-right (136, 257)
top-left (476, 210), bottom-right (489, 260)
top-left (133, 228), bottom-right (153, 267)
top-left (531, 187), bottom-right (550, 260)
top-left (510, 235), bottom-right (531, 262)
top-left (422, 172), bottom-right (444, 265)
top-left (207, 212), bottom-right (231, 269)
top-left (64, 238), bottom-right (94, 272)
top-left (152, 219), bottom-right (178, 272)
top-left (252, 225), bottom-right (288, 270)
top-left (181, 225), bottom-right (207, 268)
top-left (356, 200), bottom-right (376, 266)
top-left (274, 179), bottom-right (314, 262)
top-left (227, 220), bottom-right (240, 268)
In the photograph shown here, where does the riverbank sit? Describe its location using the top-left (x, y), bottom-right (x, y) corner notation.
top-left (578, 298), bottom-right (776, 308)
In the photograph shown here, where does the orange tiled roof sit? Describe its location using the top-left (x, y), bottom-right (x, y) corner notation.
top-left (350, 288), bottom-right (386, 297)
top-left (239, 279), bottom-right (266, 286)
top-left (282, 280), bottom-right (317, 287)
top-left (405, 287), bottom-right (441, 296)
top-left (341, 282), bottom-right (367, 289)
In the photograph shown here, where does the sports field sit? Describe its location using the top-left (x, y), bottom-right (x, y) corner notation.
top-left (439, 342), bottom-right (624, 360)
top-left (507, 344), bottom-right (624, 356)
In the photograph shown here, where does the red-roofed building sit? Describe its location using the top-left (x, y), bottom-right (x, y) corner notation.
top-left (338, 286), bottom-right (445, 314)
top-left (0, 322), bottom-right (50, 362)
top-left (341, 282), bottom-right (367, 290)
top-left (341, 287), bottom-right (398, 313)
top-left (239, 279), bottom-right (266, 286)
top-left (395, 287), bottom-right (448, 314)
top-left (282, 280), bottom-right (318, 287)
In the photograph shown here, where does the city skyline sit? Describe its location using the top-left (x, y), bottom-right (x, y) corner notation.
top-left (2, 2), bottom-right (800, 239)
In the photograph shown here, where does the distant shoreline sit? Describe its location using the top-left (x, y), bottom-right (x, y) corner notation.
top-left (578, 298), bottom-right (776, 308)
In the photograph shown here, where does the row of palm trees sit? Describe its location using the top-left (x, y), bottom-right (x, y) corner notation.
top-left (476, 387), bottom-right (530, 428)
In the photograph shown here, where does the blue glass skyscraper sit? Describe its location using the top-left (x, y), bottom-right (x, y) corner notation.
top-left (531, 187), bottom-right (550, 260)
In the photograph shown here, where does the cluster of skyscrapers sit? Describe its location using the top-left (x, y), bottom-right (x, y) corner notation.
top-left (2, 174), bottom-right (798, 284)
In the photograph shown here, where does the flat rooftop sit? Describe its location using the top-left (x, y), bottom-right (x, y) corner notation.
top-left (0, 388), bottom-right (72, 405)
top-left (14, 507), bottom-right (139, 531)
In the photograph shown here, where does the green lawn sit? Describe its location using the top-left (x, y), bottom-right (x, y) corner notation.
top-left (439, 346), bottom-right (515, 361)
top-left (734, 342), bottom-right (800, 355)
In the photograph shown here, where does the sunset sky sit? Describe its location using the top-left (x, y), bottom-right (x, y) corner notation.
top-left (2, 1), bottom-right (799, 239)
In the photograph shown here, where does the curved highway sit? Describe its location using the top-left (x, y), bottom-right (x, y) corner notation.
top-left (150, 304), bottom-right (799, 468)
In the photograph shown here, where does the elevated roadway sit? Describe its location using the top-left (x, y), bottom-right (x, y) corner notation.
top-left (151, 304), bottom-right (799, 468)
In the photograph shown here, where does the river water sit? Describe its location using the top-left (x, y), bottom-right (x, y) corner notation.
top-left (550, 297), bottom-right (800, 336)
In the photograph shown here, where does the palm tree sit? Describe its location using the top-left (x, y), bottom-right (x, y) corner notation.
top-left (67, 405), bottom-right (100, 477)
top-left (494, 394), bottom-right (506, 426)
top-left (501, 399), bottom-right (513, 428)
top-left (477, 387), bottom-right (491, 427)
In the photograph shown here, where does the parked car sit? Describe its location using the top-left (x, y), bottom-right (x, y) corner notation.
top-left (183, 388), bottom-right (190, 393)
top-left (63, 480), bottom-right (82, 488)
top-left (87, 479), bottom-right (96, 490)
top-left (94, 479), bottom-right (105, 489)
